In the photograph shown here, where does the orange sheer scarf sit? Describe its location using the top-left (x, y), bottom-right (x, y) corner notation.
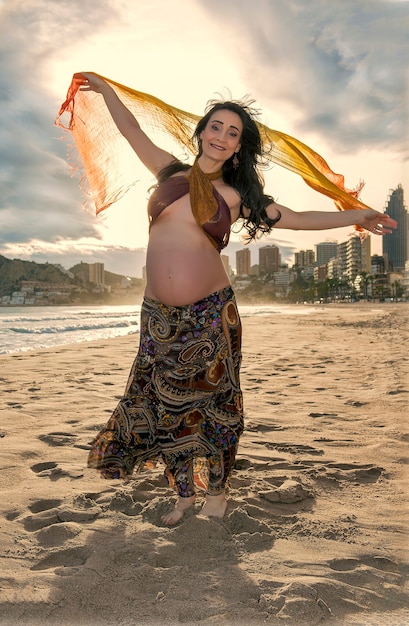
top-left (188, 159), bottom-right (223, 227)
top-left (55, 73), bottom-right (369, 233)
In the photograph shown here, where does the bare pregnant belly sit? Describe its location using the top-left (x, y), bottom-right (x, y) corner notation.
top-left (144, 243), bottom-right (230, 306)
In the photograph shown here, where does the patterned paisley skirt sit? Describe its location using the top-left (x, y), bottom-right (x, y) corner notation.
top-left (87, 286), bottom-right (243, 497)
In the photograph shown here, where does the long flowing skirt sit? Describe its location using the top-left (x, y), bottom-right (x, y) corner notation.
top-left (87, 286), bottom-right (243, 496)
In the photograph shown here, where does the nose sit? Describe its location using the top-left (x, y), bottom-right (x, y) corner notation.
top-left (218, 129), bottom-right (229, 142)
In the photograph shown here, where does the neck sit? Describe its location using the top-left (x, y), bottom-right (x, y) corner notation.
top-left (196, 156), bottom-right (223, 178)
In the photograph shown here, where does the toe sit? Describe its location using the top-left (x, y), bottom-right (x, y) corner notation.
top-left (162, 509), bottom-right (184, 526)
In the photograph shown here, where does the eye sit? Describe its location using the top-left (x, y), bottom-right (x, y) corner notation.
top-left (211, 123), bottom-right (220, 131)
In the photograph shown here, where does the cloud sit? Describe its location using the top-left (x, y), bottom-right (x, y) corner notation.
top-left (197, 0), bottom-right (408, 153)
top-left (0, 0), bottom-right (121, 247)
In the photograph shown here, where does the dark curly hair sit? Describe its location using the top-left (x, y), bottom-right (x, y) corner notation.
top-left (157, 98), bottom-right (281, 241)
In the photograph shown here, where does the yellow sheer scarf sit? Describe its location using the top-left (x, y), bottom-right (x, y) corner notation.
top-left (55, 73), bottom-right (369, 233)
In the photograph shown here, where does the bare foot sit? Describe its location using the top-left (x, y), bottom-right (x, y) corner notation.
top-left (200, 492), bottom-right (228, 518)
top-left (161, 495), bottom-right (196, 526)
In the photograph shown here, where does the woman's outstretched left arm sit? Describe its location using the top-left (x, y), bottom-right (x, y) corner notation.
top-left (266, 202), bottom-right (397, 236)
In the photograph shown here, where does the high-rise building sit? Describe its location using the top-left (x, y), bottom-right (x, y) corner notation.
top-left (401, 261), bottom-right (409, 294)
top-left (382, 185), bottom-right (408, 271)
top-left (347, 235), bottom-right (371, 279)
top-left (315, 241), bottom-right (338, 266)
top-left (337, 236), bottom-right (371, 281)
top-left (327, 257), bottom-right (340, 279)
top-left (337, 241), bottom-right (348, 278)
top-left (371, 255), bottom-right (386, 274)
top-left (259, 245), bottom-right (280, 274)
top-left (89, 262), bottom-right (105, 285)
top-left (236, 248), bottom-right (251, 276)
top-left (294, 250), bottom-right (315, 267)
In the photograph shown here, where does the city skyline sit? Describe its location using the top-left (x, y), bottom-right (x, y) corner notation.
top-left (2, 211), bottom-right (407, 306)
top-left (1, 192), bottom-right (405, 279)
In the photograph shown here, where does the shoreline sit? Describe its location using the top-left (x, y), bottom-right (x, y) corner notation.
top-left (1, 298), bottom-right (407, 307)
top-left (1, 301), bottom-right (407, 357)
top-left (1, 305), bottom-right (408, 625)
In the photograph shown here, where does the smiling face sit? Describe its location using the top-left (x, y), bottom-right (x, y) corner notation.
top-left (199, 109), bottom-right (243, 163)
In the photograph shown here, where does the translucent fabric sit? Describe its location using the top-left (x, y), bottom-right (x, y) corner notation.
top-left (56, 73), bottom-right (369, 233)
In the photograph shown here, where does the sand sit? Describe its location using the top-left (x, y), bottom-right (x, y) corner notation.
top-left (0, 303), bottom-right (408, 626)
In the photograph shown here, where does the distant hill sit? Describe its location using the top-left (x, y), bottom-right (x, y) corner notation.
top-left (0, 255), bottom-right (143, 299)
top-left (0, 254), bottom-right (74, 297)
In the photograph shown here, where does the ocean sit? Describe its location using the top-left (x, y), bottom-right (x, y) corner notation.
top-left (0, 303), bottom-right (319, 355)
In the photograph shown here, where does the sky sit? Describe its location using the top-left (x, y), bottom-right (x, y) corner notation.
top-left (0, 0), bottom-right (407, 277)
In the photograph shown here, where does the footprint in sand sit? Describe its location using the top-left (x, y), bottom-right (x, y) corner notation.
top-left (344, 400), bottom-right (369, 407)
top-left (226, 507), bottom-right (271, 535)
top-left (325, 462), bottom-right (385, 482)
top-left (326, 554), bottom-right (409, 606)
top-left (31, 461), bottom-right (58, 473)
top-left (31, 545), bottom-right (92, 571)
top-left (233, 458), bottom-right (253, 470)
top-left (4, 509), bottom-right (23, 521)
top-left (21, 503), bottom-right (100, 532)
top-left (39, 432), bottom-right (77, 446)
top-left (72, 490), bottom-right (116, 507)
top-left (259, 479), bottom-right (313, 504)
top-left (260, 582), bottom-right (331, 622)
top-left (328, 556), bottom-right (401, 573)
top-left (35, 522), bottom-right (82, 547)
top-left (28, 498), bottom-right (63, 513)
top-left (263, 442), bottom-right (324, 456)
top-left (257, 423), bottom-right (285, 432)
top-left (30, 461), bottom-right (84, 480)
top-left (245, 422), bottom-right (284, 432)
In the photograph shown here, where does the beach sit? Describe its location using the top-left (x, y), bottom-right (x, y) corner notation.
top-left (0, 303), bottom-right (408, 626)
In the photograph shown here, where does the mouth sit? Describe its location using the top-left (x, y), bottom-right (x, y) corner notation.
top-left (210, 143), bottom-right (225, 151)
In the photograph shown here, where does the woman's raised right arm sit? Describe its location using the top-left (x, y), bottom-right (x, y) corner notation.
top-left (79, 72), bottom-right (174, 176)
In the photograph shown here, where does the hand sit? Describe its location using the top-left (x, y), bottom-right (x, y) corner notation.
top-left (357, 209), bottom-right (397, 236)
top-left (77, 72), bottom-right (108, 94)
